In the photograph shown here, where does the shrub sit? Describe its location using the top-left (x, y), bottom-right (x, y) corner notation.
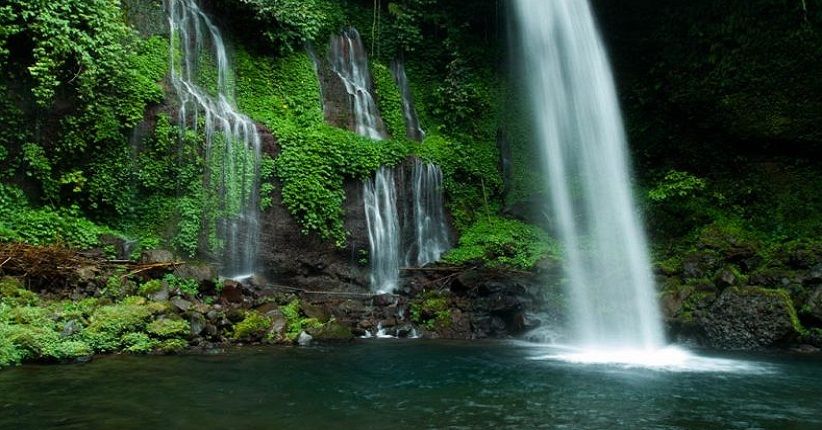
top-left (444, 216), bottom-right (557, 270)
top-left (233, 311), bottom-right (273, 340)
top-left (146, 319), bottom-right (190, 339)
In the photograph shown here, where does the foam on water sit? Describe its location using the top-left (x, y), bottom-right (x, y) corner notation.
top-left (522, 343), bottom-right (773, 373)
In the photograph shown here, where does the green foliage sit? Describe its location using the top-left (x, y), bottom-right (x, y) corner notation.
top-left (445, 216), bottom-right (557, 270)
top-left (82, 298), bottom-right (160, 352)
top-left (163, 274), bottom-right (199, 297)
top-left (275, 125), bottom-right (408, 244)
top-left (416, 135), bottom-right (502, 230)
top-left (0, 277), bottom-right (38, 307)
top-left (277, 299), bottom-right (321, 342)
top-left (233, 310), bottom-right (272, 340)
top-left (156, 338), bottom-right (188, 353)
top-left (234, 49), bottom-right (409, 243)
top-left (410, 290), bottom-right (451, 330)
top-left (259, 155), bottom-right (277, 211)
top-left (234, 0), bottom-right (346, 53)
top-left (648, 170), bottom-right (707, 202)
top-left (0, 184), bottom-right (117, 249)
top-left (371, 62), bottom-right (406, 140)
top-left (1, 0), bottom-right (170, 203)
top-left (0, 1), bottom-right (171, 250)
top-left (138, 279), bottom-right (164, 297)
top-left (122, 332), bottom-right (156, 354)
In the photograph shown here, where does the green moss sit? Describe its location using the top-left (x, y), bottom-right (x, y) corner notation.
top-left (232, 311), bottom-right (273, 340)
top-left (729, 287), bottom-right (805, 335)
top-left (146, 319), bottom-right (190, 339)
top-left (156, 338), bottom-right (188, 354)
top-left (82, 300), bottom-right (158, 352)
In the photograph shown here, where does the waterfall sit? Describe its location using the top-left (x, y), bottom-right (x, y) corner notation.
top-left (407, 160), bottom-right (450, 267)
top-left (323, 29), bottom-right (449, 292)
top-left (512, 0), bottom-right (665, 350)
top-left (328, 29), bottom-right (387, 140)
top-left (390, 60), bottom-right (426, 141)
top-left (167, 0), bottom-right (261, 278)
top-left (325, 29), bottom-right (399, 291)
top-left (364, 168), bottom-right (401, 293)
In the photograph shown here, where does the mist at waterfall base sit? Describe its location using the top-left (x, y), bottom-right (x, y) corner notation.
top-left (512, 0), bottom-right (710, 368)
top-left (4, 342), bottom-right (821, 430)
top-left (168, 0), bottom-right (261, 279)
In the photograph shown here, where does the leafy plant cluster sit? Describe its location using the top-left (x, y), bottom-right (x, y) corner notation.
top-left (410, 290), bottom-right (451, 330)
top-left (1, 0), bottom-right (169, 204)
top-left (0, 184), bottom-right (114, 249)
top-left (278, 299), bottom-right (322, 342)
top-left (444, 216), bottom-right (558, 270)
top-left (228, 0), bottom-right (346, 53)
top-left (645, 163), bottom-right (822, 244)
top-left (233, 48), bottom-right (409, 244)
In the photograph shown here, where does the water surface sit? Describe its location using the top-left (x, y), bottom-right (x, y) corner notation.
top-left (1, 341), bottom-right (820, 429)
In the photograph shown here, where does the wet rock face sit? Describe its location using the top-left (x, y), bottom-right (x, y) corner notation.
top-left (805, 286), bottom-right (822, 323)
top-left (698, 287), bottom-right (800, 350)
top-left (258, 178), bottom-right (370, 292)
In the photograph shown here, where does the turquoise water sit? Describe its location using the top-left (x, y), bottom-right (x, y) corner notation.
top-left (1, 341), bottom-right (820, 429)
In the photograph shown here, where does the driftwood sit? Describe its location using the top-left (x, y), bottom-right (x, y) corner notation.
top-left (0, 243), bottom-right (182, 288)
top-left (0, 243), bottom-right (96, 280)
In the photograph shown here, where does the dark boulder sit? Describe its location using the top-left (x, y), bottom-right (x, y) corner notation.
top-left (698, 287), bottom-right (801, 350)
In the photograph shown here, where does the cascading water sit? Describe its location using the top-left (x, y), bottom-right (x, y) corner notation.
top-left (168, 0), bottom-right (261, 278)
top-left (406, 160), bottom-right (450, 267)
top-left (390, 60), bottom-right (425, 141)
top-left (364, 168), bottom-right (401, 293)
top-left (512, 0), bottom-right (665, 351)
top-left (328, 29), bottom-right (387, 140)
top-left (325, 29), bottom-right (400, 292)
top-left (324, 29), bottom-right (449, 293)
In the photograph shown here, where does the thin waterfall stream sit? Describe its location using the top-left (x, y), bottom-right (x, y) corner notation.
top-left (325, 29), bottom-right (449, 293)
top-left (513, 0), bottom-right (668, 357)
top-left (167, 0), bottom-right (262, 279)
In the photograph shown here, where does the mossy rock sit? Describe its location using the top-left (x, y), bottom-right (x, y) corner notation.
top-left (699, 286), bottom-right (803, 350)
top-left (306, 320), bottom-right (353, 342)
top-left (146, 318), bottom-right (190, 339)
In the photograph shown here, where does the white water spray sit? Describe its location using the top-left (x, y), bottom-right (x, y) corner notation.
top-left (513, 0), bottom-right (665, 351)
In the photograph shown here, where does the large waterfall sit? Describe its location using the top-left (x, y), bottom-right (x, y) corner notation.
top-left (168, 0), bottom-right (261, 278)
top-left (513, 0), bottom-right (665, 351)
